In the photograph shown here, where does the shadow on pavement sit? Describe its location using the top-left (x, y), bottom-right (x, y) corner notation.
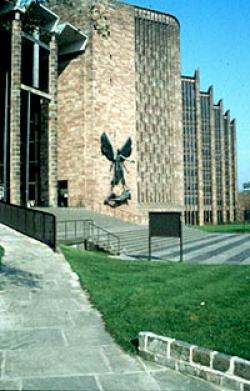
top-left (0, 264), bottom-right (41, 289)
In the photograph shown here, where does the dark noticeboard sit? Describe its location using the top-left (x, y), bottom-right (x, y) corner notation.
top-left (244, 209), bottom-right (250, 222)
top-left (148, 212), bottom-right (183, 262)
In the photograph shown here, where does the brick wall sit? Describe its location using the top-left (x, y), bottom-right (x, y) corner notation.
top-left (50, 1), bottom-right (184, 222)
top-left (135, 8), bottom-right (184, 212)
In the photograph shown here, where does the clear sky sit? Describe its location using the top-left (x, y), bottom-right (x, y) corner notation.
top-left (124, 0), bottom-right (250, 190)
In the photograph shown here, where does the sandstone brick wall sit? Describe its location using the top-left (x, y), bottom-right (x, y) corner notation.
top-left (50, 1), bottom-right (184, 223)
top-left (53, 1), bottom-right (139, 221)
top-left (84, 2), bottom-right (138, 219)
top-left (135, 8), bottom-right (184, 213)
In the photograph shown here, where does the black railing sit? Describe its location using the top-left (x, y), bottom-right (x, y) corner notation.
top-left (57, 219), bottom-right (93, 242)
top-left (0, 201), bottom-right (56, 250)
top-left (90, 222), bottom-right (121, 255)
top-left (57, 219), bottom-right (121, 255)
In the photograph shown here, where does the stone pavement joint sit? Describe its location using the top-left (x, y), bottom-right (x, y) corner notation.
top-left (0, 224), bottom-right (225, 390)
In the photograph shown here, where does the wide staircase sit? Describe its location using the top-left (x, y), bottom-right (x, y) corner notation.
top-left (37, 207), bottom-right (207, 260)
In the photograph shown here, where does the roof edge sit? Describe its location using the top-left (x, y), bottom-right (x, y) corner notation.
top-left (119, 1), bottom-right (180, 27)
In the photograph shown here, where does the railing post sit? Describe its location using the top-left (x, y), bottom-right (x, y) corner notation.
top-left (53, 214), bottom-right (56, 251)
top-left (97, 226), bottom-right (99, 244)
top-left (43, 213), bottom-right (46, 242)
top-left (118, 237), bottom-right (121, 255)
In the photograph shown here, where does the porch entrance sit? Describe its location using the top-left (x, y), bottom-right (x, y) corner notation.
top-left (20, 90), bottom-right (49, 207)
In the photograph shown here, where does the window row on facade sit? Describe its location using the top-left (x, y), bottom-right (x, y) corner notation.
top-left (182, 72), bottom-right (238, 225)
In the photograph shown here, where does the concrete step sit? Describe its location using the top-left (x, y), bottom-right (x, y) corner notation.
top-left (36, 206), bottom-right (213, 259)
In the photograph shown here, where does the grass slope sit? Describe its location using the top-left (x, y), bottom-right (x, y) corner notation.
top-left (62, 247), bottom-right (250, 360)
top-left (197, 223), bottom-right (250, 234)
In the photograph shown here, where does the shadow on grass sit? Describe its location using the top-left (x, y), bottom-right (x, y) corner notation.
top-left (0, 263), bottom-right (41, 289)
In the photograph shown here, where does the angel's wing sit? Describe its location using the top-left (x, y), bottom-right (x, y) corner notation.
top-left (120, 137), bottom-right (132, 161)
top-left (101, 132), bottom-right (115, 162)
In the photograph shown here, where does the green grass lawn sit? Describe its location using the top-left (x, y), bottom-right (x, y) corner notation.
top-left (62, 246), bottom-right (250, 360)
top-left (197, 223), bottom-right (250, 234)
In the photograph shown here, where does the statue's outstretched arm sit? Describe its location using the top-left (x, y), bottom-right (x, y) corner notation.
top-left (120, 154), bottom-right (135, 163)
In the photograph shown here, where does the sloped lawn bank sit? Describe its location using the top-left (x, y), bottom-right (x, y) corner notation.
top-left (62, 246), bottom-right (250, 360)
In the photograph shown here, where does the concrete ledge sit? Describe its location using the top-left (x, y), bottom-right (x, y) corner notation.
top-left (138, 332), bottom-right (250, 391)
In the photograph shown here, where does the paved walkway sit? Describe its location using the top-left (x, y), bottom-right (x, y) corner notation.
top-left (0, 224), bottom-right (225, 391)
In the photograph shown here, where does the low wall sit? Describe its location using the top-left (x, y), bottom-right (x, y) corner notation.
top-left (139, 332), bottom-right (250, 391)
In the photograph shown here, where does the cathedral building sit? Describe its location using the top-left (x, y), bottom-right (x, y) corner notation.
top-left (0, 0), bottom-right (238, 224)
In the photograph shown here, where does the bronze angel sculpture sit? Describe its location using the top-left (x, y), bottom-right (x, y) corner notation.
top-left (100, 132), bottom-right (134, 207)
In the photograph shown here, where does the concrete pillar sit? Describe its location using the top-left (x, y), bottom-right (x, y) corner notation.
top-left (231, 119), bottom-right (238, 221)
top-left (10, 12), bottom-right (22, 205)
top-left (48, 34), bottom-right (58, 206)
top-left (219, 100), bottom-right (227, 223)
top-left (40, 100), bottom-right (49, 205)
top-left (209, 86), bottom-right (217, 224)
top-left (194, 70), bottom-right (204, 225)
top-left (224, 111), bottom-right (234, 222)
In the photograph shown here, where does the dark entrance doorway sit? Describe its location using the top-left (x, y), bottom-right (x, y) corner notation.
top-left (57, 180), bottom-right (68, 207)
top-left (20, 90), bottom-right (49, 207)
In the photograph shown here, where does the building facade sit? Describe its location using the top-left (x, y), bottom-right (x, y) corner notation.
top-left (0, 0), bottom-right (238, 225)
top-left (0, 0), bottom-right (87, 207)
top-left (50, 0), bottom-right (184, 223)
top-left (182, 71), bottom-right (238, 225)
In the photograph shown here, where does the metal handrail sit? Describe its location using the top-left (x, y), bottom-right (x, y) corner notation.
top-left (57, 219), bottom-right (93, 241)
top-left (90, 221), bottom-right (121, 255)
top-left (0, 200), bottom-right (56, 251)
top-left (57, 219), bottom-right (121, 255)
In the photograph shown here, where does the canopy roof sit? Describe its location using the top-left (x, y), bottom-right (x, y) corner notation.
top-left (0, 0), bottom-right (88, 55)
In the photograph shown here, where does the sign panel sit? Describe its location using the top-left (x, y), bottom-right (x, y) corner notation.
top-left (148, 212), bottom-right (183, 262)
top-left (149, 212), bottom-right (181, 238)
top-left (244, 209), bottom-right (250, 222)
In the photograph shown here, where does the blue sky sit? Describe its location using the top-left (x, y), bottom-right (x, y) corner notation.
top-left (125, 0), bottom-right (250, 190)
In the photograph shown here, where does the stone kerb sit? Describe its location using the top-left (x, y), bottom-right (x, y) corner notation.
top-left (138, 332), bottom-right (250, 391)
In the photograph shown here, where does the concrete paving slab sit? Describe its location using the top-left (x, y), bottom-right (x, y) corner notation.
top-left (0, 313), bottom-right (23, 330)
top-left (21, 309), bottom-right (73, 328)
top-left (4, 347), bottom-right (110, 378)
top-left (101, 345), bottom-right (145, 373)
top-left (152, 370), bottom-right (221, 391)
top-left (97, 373), bottom-right (161, 391)
top-left (0, 329), bottom-right (65, 350)
top-left (0, 380), bottom-right (21, 390)
top-left (69, 310), bottom-right (104, 328)
top-left (63, 327), bottom-right (114, 347)
top-left (27, 297), bottom-right (84, 311)
top-left (0, 351), bottom-right (3, 375)
top-left (22, 376), bottom-right (100, 391)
